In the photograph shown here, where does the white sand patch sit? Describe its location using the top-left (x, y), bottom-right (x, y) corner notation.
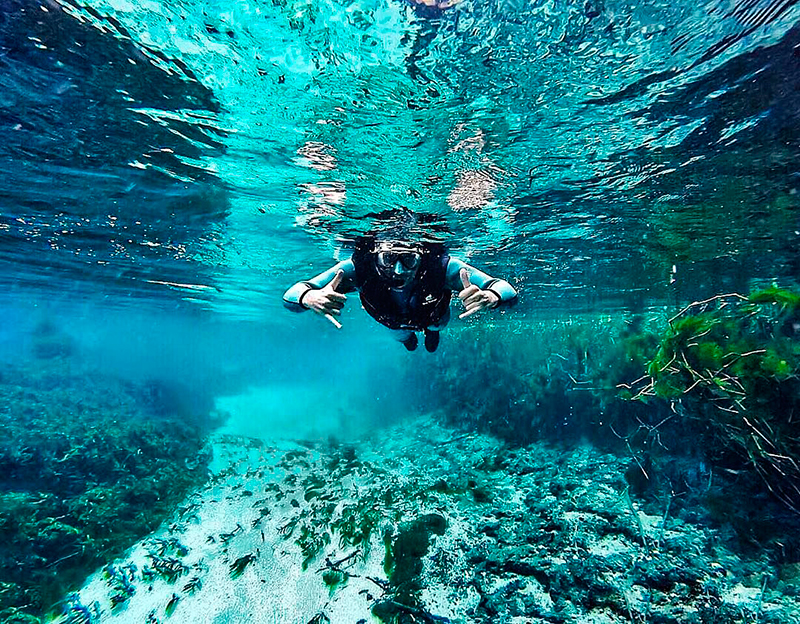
top-left (65, 439), bottom-right (388, 623)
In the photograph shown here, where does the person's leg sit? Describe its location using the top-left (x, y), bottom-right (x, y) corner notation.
top-left (388, 328), bottom-right (418, 351)
top-left (424, 309), bottom-right (450, 352)
top-left (423, 329), bottom-right (439, 352)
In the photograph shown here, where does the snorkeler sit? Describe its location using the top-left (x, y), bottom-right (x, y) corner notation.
top-left (282, 236), bottom-right (517, 352)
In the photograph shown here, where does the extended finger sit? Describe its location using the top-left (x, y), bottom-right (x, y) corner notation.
top-left (327, 299), bottom-right (345, 310)
top-left (459, 268), bottom-right (471, 290)
top-left (324, 313), bottom-right (342, 329)
top-left (328, 292), bottom-right (347, 302)
top-left (465, 298), bottom-right (491, 313)
top-left (326, 306), bottom-right (341, 316)
top-left (458, 285), bottom-right (479, 300)
top-left (329, 269), bottom-right (344, 291)
top-left (459, 306), bottom-right (481, 319)
top-left (462, 292), bottom-right (486, 306)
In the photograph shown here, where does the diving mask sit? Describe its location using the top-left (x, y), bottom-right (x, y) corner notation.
top-left (376, 249), bottom-right (422, 271)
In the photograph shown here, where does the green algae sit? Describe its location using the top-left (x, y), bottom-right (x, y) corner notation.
top-left (0, 354), bottom-right (210, 623)
top-left (321, 569), bottom-right (348, 595)
top-left (373, 513), bottom-right (447, 623)
top-left (408, 285), bottom-right (800, 517)
top-left (629, 287), bottom-right (800, 510)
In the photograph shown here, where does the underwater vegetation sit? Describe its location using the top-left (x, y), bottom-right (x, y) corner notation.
top-left (373, 512), bottom-right (448, 623)
top-left (273, 445), bottom-right (419, 577)
top-left (302, 420), bottom-right (800, 623)
top-left (207, 441), bottom-right (464, 622)
top-left (623, 287), bottom-right (800, 511)
top-left (409, 285), bottom-right (800, 525)
top-left (406, 313), bottom-right (647, 445)
top-left (57, 412), bottom-right (800, 623)
top-left (0, 335), bottom-right (210, 623)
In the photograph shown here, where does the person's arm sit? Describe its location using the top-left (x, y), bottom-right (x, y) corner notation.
top-left (446, 258), bottom-right (518, 318)
top-left (283, 259), bottom-right (357, 327)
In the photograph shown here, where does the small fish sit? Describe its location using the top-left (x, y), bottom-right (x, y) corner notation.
top-left (182, 576), bottom-right (203, 594)
top-left (165, 593), bottom-right (180, 617)
top-left (229, 553), bottom-right (257, 578)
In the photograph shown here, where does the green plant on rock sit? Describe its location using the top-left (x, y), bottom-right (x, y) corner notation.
top-left (373, 513), bottom-right (447, 623)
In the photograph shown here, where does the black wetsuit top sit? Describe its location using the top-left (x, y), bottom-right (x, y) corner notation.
top-left (351, 240), bottom-right (451, 331)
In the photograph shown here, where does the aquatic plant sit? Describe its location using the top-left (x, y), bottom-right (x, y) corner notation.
top-left (164, 592), bottom-right (180, 617)
top-left (148, 537), bottom-right (189, 558)
top-left (330, 499), bottom-right (385, 556)
top-left (52, 593), bottom-right (100, 624)
top-left (218, 523), bottom-right (243, 545)
top-left (0, 357), bottom-right (210, 622)
top-left (103, 563), bottom-right (137, 609)
top-left (624, 287), bottom-right (800, 510)
top-left (405, 316), bottom-right (642, 445)
top-left (321, 569), bottom-right (348, 595)
top-left (405, 295), bottom-right (800, 532)
top-left (261, 439), bottom-right (448, 603)
top-left (297, 524), bottom-right (333, 570)
top-left (181, 576), bottom-right (202, 594)
top-left (381, 514), bottom-right (446, 603)
top-left (146, 555), bottom-right (188, 583)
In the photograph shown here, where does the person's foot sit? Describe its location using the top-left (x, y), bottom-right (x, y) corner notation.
top-left (424, 329), bottom-right (440, 353)
top-left (402, 333), bottom-right (419, 351)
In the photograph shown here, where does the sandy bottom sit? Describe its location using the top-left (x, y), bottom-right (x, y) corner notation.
top-left (61, 412), bottom-right (800, 624)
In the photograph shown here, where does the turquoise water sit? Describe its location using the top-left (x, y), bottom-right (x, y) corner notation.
top-left (1, 0), bottom-right (800, 622)
top-left (2, 0), bottom-right (798, 317)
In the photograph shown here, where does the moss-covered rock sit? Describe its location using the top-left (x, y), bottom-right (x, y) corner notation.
top-left (375, 512), bottom-right (447, 621)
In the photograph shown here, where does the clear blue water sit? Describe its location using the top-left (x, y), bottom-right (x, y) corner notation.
top-left (2, 0), bottom-right (799, 482)
top-left (2, 0), bottom-right (798, 322)
top-left (1, 1), bottom-right (800, 620)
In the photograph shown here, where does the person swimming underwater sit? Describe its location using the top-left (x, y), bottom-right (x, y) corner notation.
top-left (282, 236), bottom-right (517, 352)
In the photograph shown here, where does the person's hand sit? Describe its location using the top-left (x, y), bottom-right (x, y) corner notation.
top-left (302, 270), bottom-right (347, 329)
top-left (458, 268), bottom-right (500, 319)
